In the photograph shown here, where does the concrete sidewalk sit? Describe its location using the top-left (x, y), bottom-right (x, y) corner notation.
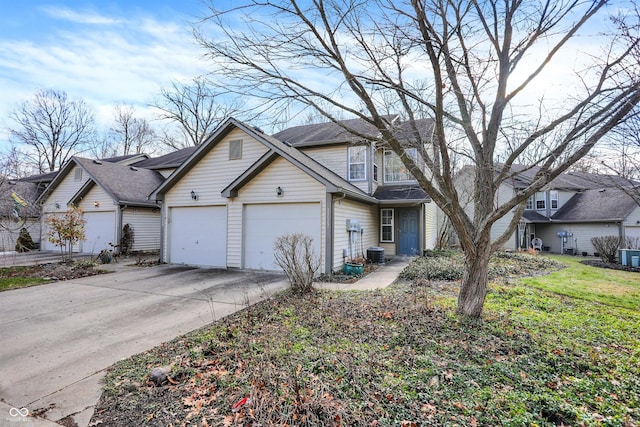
top-left (315, 256), bottom-right (412, 291)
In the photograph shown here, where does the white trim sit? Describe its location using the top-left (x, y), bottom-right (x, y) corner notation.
top-left (380, 208), bottom-right (394, 242)
top-left (348, 145), bottom-right (367, 181)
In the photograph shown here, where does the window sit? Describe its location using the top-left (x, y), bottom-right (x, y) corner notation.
top-left (550, 190), bottom-right (558, 209)
top-left (535, 192), bottom-right (546, 210)
top-left (381, 209), bottom-right (394, 242)
top-left (74, 168), bottom-right (82, 181)
top-left (373, 157), bottom-right (378, 182)
top-left (525, 196), bottom-right (533, 210)
top-left (348, 146), bottom-right (367, 181)
top-left (383, 149), bottom-right (417, 183)
top-left (229, 140), bottom-right (243, 160)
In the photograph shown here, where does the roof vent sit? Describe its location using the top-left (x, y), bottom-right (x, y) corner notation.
top-left (93, 160), bottom-right (102, 165)
top-left (130, 166), bottom-right (138, 171)
top-left (599, 188), bottom-right (606, 192)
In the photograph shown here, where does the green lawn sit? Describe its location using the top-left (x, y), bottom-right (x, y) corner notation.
top-left (0, 266), bottom-right (47, 291)
top-left (94, 253), bottom-right (639, 427)
top-left (520, 255), bottom-right (640, 310)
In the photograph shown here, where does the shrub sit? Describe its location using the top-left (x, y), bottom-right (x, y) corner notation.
top-left (120, 224), bottom-right (134, 255)
top-left (590, 236), bottom-right (620, 263)
top-left (15, 227), bottom-right (37, 252)
top-left (273, 233), bottom-right (320, 293)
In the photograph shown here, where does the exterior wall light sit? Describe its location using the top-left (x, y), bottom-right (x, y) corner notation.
top-left (55, 202), bottom-right (60, 209)
top-left (276, 186), bottom-right (284, 197)
top-left (93, 201), bottom-right (100, 208)
top-left (191, 190), bottom-right (199, 200)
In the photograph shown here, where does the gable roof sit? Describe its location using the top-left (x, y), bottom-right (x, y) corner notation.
top-left (273, 115), bottom-right (435, 149)
top-left (0, 180), bottom-right (43, 217)
top-left (131, 147), bottom-right (197, 170)
top-left (152, 118), bottom-right (377, 204)
top-left (550, 188), bottom-right (638, 222)
top-left (69, 158), bottom-right (164, 207)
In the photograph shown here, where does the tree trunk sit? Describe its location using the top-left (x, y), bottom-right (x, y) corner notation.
top-left (457, 245), bottom-right (491, 318)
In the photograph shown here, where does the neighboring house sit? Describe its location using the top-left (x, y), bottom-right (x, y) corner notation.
top-left (132, 147), bottom-right (197, 178)
top-left (457, 164), bottom-right (640, 255)
top-left (152, 116), bottom-right (440, 274)
top-left (37, 154), bottom-right (162, 254)
top-left (0, 179), bottom-right (43, 251)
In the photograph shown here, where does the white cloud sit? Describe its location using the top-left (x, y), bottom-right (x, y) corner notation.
top-left (40, 6), bottom-right (122, 25)
top-left (0, 8), bottom-right (210, 140)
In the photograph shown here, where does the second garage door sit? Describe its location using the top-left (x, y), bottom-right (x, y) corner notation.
top-left (169, 206), bottom-right (227, 267)
top-left (243, 203), bottom-right (321, 271)
top-left (83, 211), bottom-right (116, 253)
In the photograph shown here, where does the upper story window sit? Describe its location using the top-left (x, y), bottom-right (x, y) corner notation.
top-left (348, 145), bottom-right (367, 181)
top-left (229, 140), bottom-right (243, 160)
top-left (384, 149), bottom-right (417, 183)
top-left (550, 190), bottom-right (558, 209)
top-left (525, 196), bottom-right (533, 210)
top-left (535, 192), bottom-right (546, 210)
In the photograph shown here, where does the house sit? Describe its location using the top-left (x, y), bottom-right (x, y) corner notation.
top-left (36, 154), bottom-right (163, 254)
top-left (457, 164), bottom-right (640, 255)
top-left (0, 179), bottom-right (44, 251)
top-left (152, 116), bottom-right (440, 274)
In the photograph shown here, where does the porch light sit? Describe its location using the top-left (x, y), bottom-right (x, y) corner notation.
top-left (276, 186), bottom-right (284, 197)
top-left (190, 190), bottom-right (199, 201)
top-left (93, 201), bottom-right (100, 208)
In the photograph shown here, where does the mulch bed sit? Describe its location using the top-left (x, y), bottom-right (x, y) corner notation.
top-left (580, 259), bottom-right (640, 273)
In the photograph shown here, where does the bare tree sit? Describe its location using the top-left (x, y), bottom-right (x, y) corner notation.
top-left (8, 89), bottom-right (95, 173)
top-left (153, 77), bottom-right (244, 149)
top-left (195, 0), bottom-right (640, 318)
top-left (111, 104), bottom-right (157, 155)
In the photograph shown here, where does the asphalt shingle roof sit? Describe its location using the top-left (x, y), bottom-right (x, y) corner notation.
top-left (551, 188), bottom-right (638, 222)
top-left (0, 180), bottom-right (42, 217)
top-left (73, 157), bottom-right (165, 205)
top-left (132, 147), bottom-right (197, 169)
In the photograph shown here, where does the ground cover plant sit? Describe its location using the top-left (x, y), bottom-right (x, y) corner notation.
top-left (91, 253), bottom-right (639, 426)
top-left (0, 261), bottom-right (101, 292)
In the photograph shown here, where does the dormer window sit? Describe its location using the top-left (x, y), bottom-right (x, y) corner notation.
top-left (535, 192), bottom-right (546, 210)
top-left (348, 146), bottom-right (367, 181)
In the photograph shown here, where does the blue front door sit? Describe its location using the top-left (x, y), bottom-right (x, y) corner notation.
top-left (398, 208), bottom-right (419, 255)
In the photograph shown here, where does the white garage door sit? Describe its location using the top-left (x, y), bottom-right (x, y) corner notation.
top-left (169, 206), bottom-right (226, 267)
top-left (83, 211), bottom-right (115, 253)
top-left (244, 203), bottom-right (321, 271)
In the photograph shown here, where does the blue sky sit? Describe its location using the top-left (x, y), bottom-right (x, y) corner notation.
top-left (0, 1), bottom-right (214, 143)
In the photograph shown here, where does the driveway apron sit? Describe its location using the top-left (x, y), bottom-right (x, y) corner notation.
top-left (0, 264), bottom-right (287, 426)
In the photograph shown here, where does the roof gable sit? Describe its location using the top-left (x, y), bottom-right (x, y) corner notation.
top-left (551, 188), bottom-right (638, 222)
top-left (70, 158), bottom-right (164, 206)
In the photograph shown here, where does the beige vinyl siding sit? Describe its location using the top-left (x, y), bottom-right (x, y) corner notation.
top-left (536, 223), bottom-right (617, 255)
top-left (164, 130), bottom-right (269, 207)
top-left (41, 166), bottom-right (88, 213)
top-left (40, 166), bottom-right (92, 250)
top-left (76, 185), bottom-right (114, 212)
top-left (424, 202), bottom-right (439, 249)
top-left (162, 130), bottom-right (269, 259)
top-left (122, 208), bottom-right (161, 252)
top-left (333, 199), bottom-right (377, 270)
top-left (229, 156), bottom-right (327, 270)
top-left (623, 206), bottom-right (640, 228)
top-left (0, 218), bottom-right (40, 251)
top-left (300, 145), bottom-right (347, 180)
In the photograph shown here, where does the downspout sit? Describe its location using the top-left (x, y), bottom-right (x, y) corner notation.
top-left (326, 193), bottom-right (342, 274)
top-left (117, 204), bottom-right (125, 254)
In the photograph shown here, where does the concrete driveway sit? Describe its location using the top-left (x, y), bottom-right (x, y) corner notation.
top-left (0, 263), bottom-right (287, 426)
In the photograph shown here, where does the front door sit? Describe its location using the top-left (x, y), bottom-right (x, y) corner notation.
top-left (397, 208), bottom-right (419, 255)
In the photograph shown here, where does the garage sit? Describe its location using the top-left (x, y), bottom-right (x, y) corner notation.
top-left (83, 211), bottom-right (116, 253)
top-left (169, 206), bottom-right (227, 267)
top-left (243, 203), bottom-right (321, 271)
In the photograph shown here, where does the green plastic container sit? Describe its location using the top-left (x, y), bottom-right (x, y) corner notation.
top-left (343, 262), bottom-right (364, 275)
